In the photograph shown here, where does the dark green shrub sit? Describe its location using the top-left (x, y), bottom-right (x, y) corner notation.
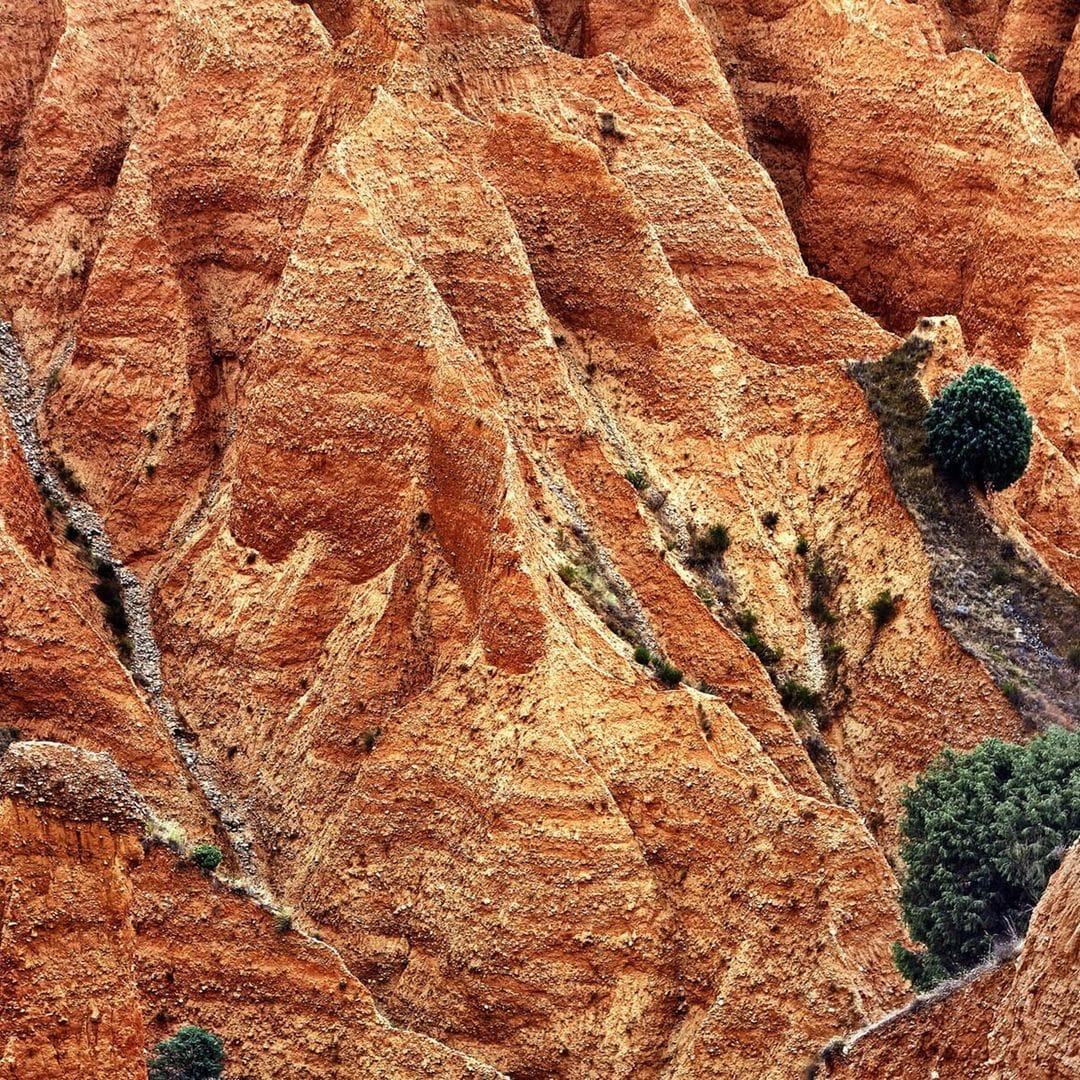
top-left (624, 469), bottom-right (647, 491)
top-left (117, 636), bottom-right (134, 664)
top-left (147, 1024), bottom-right (224, 1080)
top-left (742, 631), bottom-right (782, 666)
top-left (808, 554), bottom-right (829, 592)
top-left (691, 523), bottom-right (731, 562)
top-left (633, 644), bottom-right (651, 665)
top-left (779, 680), bottom-right (821, 711)
top-left (809, 594), bottom-right (836, 626)
top-left (891, 941), bottom-right (948, 992)
top-left (869, 590), bottom-right (898, 628)
top-left (53, 456), bottom-right (85, 496)
top-left (92, 560), bottom-right (130, 639)
top-left (735, 609), bottom-right (758, 633)
top-left (808, 555), bottom-right (837, 625)
top-left (273, 909), bottom-right (293, 934)
top-left (190, 843), bottom-right (223, 872)
top-left (999, 679), bottom-right (1021, 705)
top-left (925, 365), bottom-right (1032, 492)
top-left (651, 657), bottom-right (682, 688)
top-left (822, 639), bottom-right (845, 669)
top-left (893, 728), bottom-right (1080, 989)
top-left (761, 511), bottom-right (779, 530)
top-left (1068, 645), bottom-right (1080, 671)
top-left (361, 727), bottom-right (381, 752)
top-left (795, 535), bottom-right (809, 556)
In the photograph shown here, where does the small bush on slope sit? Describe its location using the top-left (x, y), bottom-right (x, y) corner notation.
top-left (148, 1025), bottom-right (224, 1080)
top-left (925, 365), bottom-right (1032, 492)
top-left (189, 843), bottom-right (223, 872)
top-left (894, 727), bottom-right (1080, 990)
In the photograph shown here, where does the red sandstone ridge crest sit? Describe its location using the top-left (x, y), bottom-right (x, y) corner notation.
top-left (1, 0), bottom-right (1078, 1077)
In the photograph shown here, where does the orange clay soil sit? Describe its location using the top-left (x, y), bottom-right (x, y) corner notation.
top-left (1, 1), bottom-right (1076, 1076)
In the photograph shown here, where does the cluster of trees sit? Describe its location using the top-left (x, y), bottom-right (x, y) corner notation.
top-left (894, 727), bottom-right (1080, 990)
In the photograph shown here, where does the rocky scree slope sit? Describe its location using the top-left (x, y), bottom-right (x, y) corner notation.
top-left (0, 0), bottom-right (1077, 1077)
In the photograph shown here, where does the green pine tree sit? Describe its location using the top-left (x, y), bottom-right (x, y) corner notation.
top-left (894, 728), bottom-right (1080, 989)
top-left (147, 1025), bottom-right (224, 1080)
top-left (924, 364), bottom-right (1032, 491)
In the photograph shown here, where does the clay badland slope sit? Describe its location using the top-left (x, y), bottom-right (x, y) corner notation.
top-left (0, 741), bottom-right (502, 1080)
top-left (0, 0), bottom-right (1078, 1077)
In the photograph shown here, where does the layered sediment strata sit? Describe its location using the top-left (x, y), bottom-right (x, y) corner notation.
top-left (1, 0), bottom-right (1077, 1076)
top-left (0, 741), bottom-right (504, 1080)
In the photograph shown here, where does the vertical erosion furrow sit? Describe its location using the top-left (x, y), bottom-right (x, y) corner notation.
top-left (0, 320), bottom-right (259, 875)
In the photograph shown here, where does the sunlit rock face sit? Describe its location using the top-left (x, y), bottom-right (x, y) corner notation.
top-left (1, 0), bottom-right (1076, 1076)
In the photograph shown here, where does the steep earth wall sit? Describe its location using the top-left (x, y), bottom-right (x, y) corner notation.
top-left (823, 839), bottom-right (1080, 1079)
top-left (0, 1), bottom-right (1077, 1077)
top-left (0, 741), bottom-right (504, 1080)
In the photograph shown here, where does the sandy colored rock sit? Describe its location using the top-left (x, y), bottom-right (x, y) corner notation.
top-left (0, 742), bottom-right (504, 1079)
top-left (0, 0), bottom-right (1077, 1077)
top-left (988, 839), bottom-right (1080, 1077)
top-left (823, 840), bottom-right (1080, 1079)
top-left (0, 403), bottom-right (212, 837)
top-left (708, 0), bottom-right (1080, 589)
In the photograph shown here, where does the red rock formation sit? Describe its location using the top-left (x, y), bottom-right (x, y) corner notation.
top-left (0, 0), bottom-right (1076, 1076)
top-left (705, 0), bottom-right (1080, 590)
top-left (0, 743), bottom-right (150, 1079)
top-left (0, 404), bottom-right (211, 837)
top-left (0, 741), bottom-right (503, 1079)
top-left (989, 839), bottom-right (1080, 1077)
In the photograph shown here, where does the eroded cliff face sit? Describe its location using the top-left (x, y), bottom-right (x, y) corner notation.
top-left (0, 0), bottom-right (1077, 1077)
top-left (0, 741), bottom-right (502, 1080)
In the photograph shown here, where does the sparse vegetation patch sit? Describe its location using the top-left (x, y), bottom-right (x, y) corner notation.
top-left (689, 522), bottom-right (731, 564)
top-left (779, 679), bottom-right (821, 712)
top-left (869, 590), bottom-right (898, 629)
top-left (652, 656), bottom-right (683, 688)
top-left (852, 336), bottom-right (1080, 728)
